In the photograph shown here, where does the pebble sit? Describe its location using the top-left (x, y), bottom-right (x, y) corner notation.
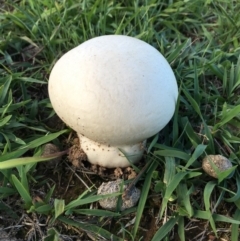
top-left (41, 143), bottom-right (61, 168)
top-left (202, 155), bottom-right (233, 178)
top-left (97, 179), bottom-right (141, 211)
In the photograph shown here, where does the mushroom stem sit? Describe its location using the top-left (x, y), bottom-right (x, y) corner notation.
top-left (79, 134), bottom-right (146, 168)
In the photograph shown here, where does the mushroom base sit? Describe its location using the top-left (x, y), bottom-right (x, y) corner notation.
top-left (78, 134), bottom-right (146, 168)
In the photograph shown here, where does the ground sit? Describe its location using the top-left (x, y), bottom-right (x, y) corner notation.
top-left (0, 0), bottom-right (240, 240)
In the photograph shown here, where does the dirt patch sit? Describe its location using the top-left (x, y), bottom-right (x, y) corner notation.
top-left (0, 134), bottom-right (235, 240)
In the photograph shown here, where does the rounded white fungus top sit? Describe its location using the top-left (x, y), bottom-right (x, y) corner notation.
top-left (49, 35), bottom-right (178, 146)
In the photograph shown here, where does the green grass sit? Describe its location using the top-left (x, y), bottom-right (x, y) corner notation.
top-left (1, 0), bottom-right (240, 240)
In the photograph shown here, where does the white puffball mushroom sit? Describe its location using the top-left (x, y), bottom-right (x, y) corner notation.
top-left (48, 35), bottom-right (178, 168)
top-left (202, 155), bottom-right (233, 178)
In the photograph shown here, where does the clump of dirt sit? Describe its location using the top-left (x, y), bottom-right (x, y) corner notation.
top-left (68, 140), bottom-right (88, 168)
top-left (67, 137), bottom-right (138, 181)
top-left (0, 229), bottom-right (18, 241)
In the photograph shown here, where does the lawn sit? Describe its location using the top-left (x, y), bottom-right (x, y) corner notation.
top-left (0, 0), bottom-right (240, 240)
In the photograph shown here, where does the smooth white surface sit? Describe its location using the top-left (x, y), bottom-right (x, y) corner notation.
top-left (49, 35), bottom-right (178, 167)
top-left (79, 134), bottom-right (145, 168)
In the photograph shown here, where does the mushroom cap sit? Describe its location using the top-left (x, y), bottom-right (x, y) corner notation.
top-left (49, 35), bottom-right (178, 146)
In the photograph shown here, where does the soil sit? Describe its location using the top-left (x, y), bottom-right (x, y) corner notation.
top-left (0, 229), bottom-right (17, 241)
top-left (0, 127), bottom-right (234, 241)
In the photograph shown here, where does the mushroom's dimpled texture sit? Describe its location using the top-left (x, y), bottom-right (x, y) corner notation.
top-left (49, 35), bottom-right (178, 146)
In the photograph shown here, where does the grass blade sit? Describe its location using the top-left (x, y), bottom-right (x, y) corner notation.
top-left (0, 129), bottom-right (69, 162)
top-left (154, 149), bottom-right (190, 161)
top-left (163, 157), bottom-right (176, 184)
top-left (184, 144), bottom-right (206, 169)
top-left (54, 199), bottom-right (65, 220)
top-left (160, 171), bottom-right (188, 218)
top-left (178, 216), bottom-right (185, 241)
top-left (133, 160), bottom-right (158, 238)
top-left (0, 151), bottom-right (66, 169)
top-left (11, 174), bottom-right (32, 207)
top-left (65, 193), bottom-right (120, 210)
top-left (231, 209), bottom-right (240, 241)
top-left (151, 216), bottom-right (179, 241)
top-left (59, 216), bottom-right (123, 241)
top-left (203, 181), bottom-right (217, 236)
top-left (72, 209), bottom-right (120, 217)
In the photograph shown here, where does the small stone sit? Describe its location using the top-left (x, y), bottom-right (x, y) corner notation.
top-left (202, 155), bottom-right (233, 178)
top-left (97, 179), bottom-right (141, 211)
top-left (42, 143), bottom-right (61, 168)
